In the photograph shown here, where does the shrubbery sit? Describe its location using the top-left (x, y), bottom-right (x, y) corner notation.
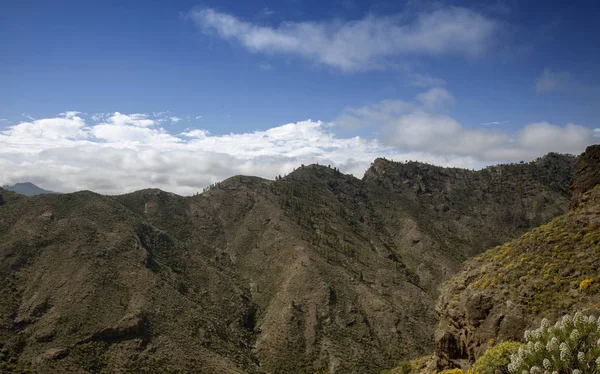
top-left (506, 312), bottom-right (600, 374)
top-left (470, 341), bottom-right (524, 374)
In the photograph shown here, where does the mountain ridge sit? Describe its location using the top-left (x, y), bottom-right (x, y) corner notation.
top-left (0, 153), bottom-right (579, 373)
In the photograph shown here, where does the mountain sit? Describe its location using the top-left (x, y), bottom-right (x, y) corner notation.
top-left (1, 183), bottom-right (57, 196)
top-left (0, 153), bottom-right (577, 373)
top-left (434, 145), bottom-right (600, 371)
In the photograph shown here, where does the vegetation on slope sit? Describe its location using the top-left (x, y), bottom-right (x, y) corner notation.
top-left (434, 145), bottom-right (600, 372)
top-left (466, 185), bottom-right (600, 315)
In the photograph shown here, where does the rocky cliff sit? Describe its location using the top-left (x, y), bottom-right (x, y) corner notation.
top-left (570, 144), bottom-right (600, 206)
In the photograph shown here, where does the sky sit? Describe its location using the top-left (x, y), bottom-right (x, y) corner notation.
top-left (1, 0), bottom-right (599, 195)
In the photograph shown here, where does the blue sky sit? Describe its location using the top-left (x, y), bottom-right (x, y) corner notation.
top-left (0, 0), bottom-right (598, 194)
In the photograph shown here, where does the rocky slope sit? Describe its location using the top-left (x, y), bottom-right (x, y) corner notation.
top-left (434, 145), bottom-right (600, 371)
top-left (0, 153), bottom-right (577, 373)
top-left (570, 144), bottom-right (600, 206)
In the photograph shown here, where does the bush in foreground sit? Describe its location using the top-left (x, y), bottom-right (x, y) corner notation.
top-left (507, 312), bottom-right (600, 373)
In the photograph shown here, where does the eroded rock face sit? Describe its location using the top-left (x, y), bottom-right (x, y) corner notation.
top-left (434, 144), bottom-right (600, 370)
top-left (435, 285), bottom-right (529, 369)
top-left (570, 144), bottom-right (600, 206)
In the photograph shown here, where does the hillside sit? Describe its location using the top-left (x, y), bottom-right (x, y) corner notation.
top-left (0, 153), bottom-right (577, 373)
top-left (434, 145), bottom-right (600, 371)
top-left (1, 183), bottom-right (58, 196)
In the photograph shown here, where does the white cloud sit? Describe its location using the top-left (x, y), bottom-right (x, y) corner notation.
top-left (195, 115), bottom-right (203, 119)
top-left (170, 117), bottom-right (181, 123)
top-left (517, 122), bottom-right (590, 152)
top-left (91, 113), bottom-right (108, 122)
top-left (382, 110), bottom-right (509, 156)
top-left (259, 7), bottom-right (275, 18)
top-left (535, 69), bottom-right (571, 93)
top-left (152, 111), bottom-right (171, 117)
top-left (90, 124), bottom-right (180, 145)
top-left (416, 87), bottom-right (454, 108)
top-left (482, 122), bottom-right (593, 160)
top-left (0, 101), bottom-right (595, 196)
top-left (2, 111), bottom-right (89, 145)
top-left (189, 6), bottom-right (499, 71)
top-left (335, 93), bottom-right (595, 162)
top-left (408, 73), bottom-right (446, 88)
top-left (59, 111), bottom-right (82, 117)
top-left (108, 112), bottom-right (155, 127)
top-left (181, 129), bottom-right (210, 138)
top-left (480, 121), bottom-right (507, 126)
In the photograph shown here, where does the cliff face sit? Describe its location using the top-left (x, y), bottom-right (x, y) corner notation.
top-left (363, 154), bottom-right (576, 276)
top-left (0, 154), bottom-right (578, 374)
top-left (570, 144), bottom-right (600, 207)
top-left (434, 145), bottom-right (600, 371)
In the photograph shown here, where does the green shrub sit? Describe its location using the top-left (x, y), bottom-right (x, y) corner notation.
top-left (507, 312), bottom-right (600, 373)
top-left (394, 361), bottom-right (412, 374)
top-left (470, 341), bottom-right (524, 374)
top-left (385, 355), bottom-right (436, 374)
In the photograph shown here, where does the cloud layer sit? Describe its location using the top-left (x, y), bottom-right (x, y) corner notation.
top-left (189, 6), bottom-right (499, 71)
top-left (1, 93), bottom-right (596, 195)
top-left (335, 90), bottom-right (595, 162)
top-left (0, 112), bottom-right (401, 195)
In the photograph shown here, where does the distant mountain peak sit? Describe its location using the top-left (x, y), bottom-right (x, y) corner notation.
top-left (1, 182), bottom-right (57, 196)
